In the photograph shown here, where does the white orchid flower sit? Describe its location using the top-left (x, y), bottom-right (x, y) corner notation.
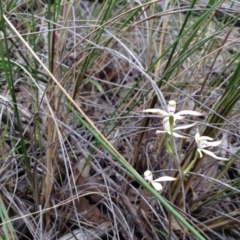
top-left (195, 132), bottom-right (229, 160)
top-left (156, 116), bottom-right (198, 138)
top-left (141, 100), bottom-right (203, 119)
top-left (144, 170), bottom-right (176, 191)
top-left (142, 100), bottom-right (203, 138)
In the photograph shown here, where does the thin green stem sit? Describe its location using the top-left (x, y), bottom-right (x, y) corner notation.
top-left (183, 151), bottom-right (200, 176)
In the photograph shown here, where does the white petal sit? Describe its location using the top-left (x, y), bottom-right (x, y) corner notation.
top-left (176, 110), bottom-right (204, 116)
top-left (197, 148), bottom-right (203, 158)
top-left (162, 116), bottom-right (170, 124)
top-left (154, 176), bottom-right (177, 182)
top-left (162, 117), bottom-right (173, 129)
top-left (162, 117), bottom-right (174, 134)
top-left (174, 122), bottom-right (198, 131)
top-left (151, 182), bottom-right (163, 191)
top-left (199, 136), bottom-right (214, 141)
top-left (144, 170), bottom-right (152, 176)
top-left (144, 170), bottom-right (153, 182)
top-left (141, 109), bottom-right (168, 116)
top-left (198, 140), bottom-right (209, 149)
top-left (156, 130), bottom-right (166, 134)
top-left (157, 129), bottom-right (188, 138)
top-left (206, 139), bottom-right (222, 147)
top-left (195, 132), bottom-right (214, 148)
top-left (198, 139), bottom-right (221, 149)
top-left (174, 115), bottom-right (185, 120)
top-left (201, 149), bottom-right (229, 160)
top-left (172, 132), bottom-right (189, 139)
top-left (195, 132), bottom-right (200, 142)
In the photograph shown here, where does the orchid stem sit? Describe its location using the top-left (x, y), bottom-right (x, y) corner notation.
top-left (163, 133), bottom-right (182, 170)
top-left (183, 151), bottom-right (200, 176)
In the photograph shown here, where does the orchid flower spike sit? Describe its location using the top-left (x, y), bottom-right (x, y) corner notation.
top-left (144, 170), bottom-right (177, 191)
top-left (195, 131), bottom-right (229, 160)
top-left (142, 100), bottom-right (204, 138)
